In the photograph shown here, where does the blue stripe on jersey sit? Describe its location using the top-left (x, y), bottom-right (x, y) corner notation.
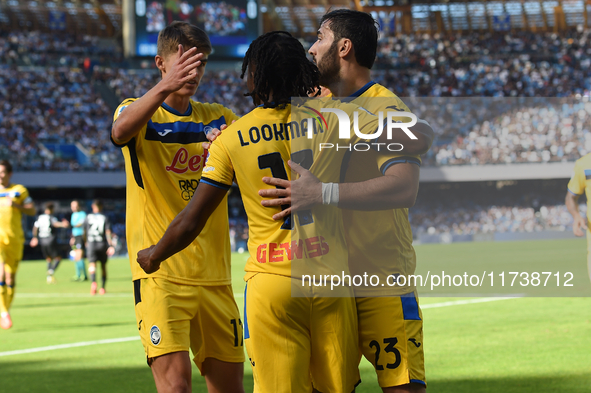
top-left (0, 191), bottom-right (21, 198)
top-left (201, 177), bottom-right (232, 191)
top-left (380, 156), bottom-right (422, 175)
top-left (145, 117), bottom-right (227, 145)
top-left (585, 169), bottom-right (591, 180)
top-left (341, 81), bottom-right (377, 102)
top-left (401, 294), bottom-right (421, 321)
top-left (161, 102), bottom-right (192, 117)
top-left (243, 284), bottom-right (250, 339)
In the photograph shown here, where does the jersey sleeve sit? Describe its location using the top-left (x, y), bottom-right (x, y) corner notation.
top-left (568, 160), bottom-right (586, 196)
top-left (105, 216), bottom-right (112, 233)
top-left (111, 98), bottom-right (145, 148)
top-left (223, 106), bottom-right (241, 124)
top-left (201, 136), bottom-right (234, 191)
top-left (15, 185), bottom-right (31, 205)
top-left (377, 153), bottom-right (422, 175)
top-left (50, 216), bottom-right (58, 226)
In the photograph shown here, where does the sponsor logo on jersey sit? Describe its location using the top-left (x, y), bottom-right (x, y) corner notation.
top-left (150, 325), bottom-right (161, 345)
top-left (179, 179), bottom-right (199, 201)
top-left (166, 148), bottom-right (209, 174)
top-left (157, 129), bottom-right (173, 137)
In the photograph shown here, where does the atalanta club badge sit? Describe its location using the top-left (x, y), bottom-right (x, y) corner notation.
top-left (150, 325), bottom-right (161, 345)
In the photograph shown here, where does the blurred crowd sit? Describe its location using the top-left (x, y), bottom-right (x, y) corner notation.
top-left (2, 29), bottom-right (590, 239)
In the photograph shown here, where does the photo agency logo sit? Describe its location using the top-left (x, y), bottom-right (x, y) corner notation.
top-left (301, 105), bottom-right (419, 152)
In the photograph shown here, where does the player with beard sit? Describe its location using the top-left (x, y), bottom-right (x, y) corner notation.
top-left (260, 10), bottom-right (430, 393)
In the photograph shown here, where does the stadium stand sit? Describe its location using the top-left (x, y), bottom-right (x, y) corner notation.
top-left (3, 1), bottom-right (591, 248)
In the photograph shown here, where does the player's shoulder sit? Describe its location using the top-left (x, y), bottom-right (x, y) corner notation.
top-left (575, 152), bottom-right (591, 167)
top-left (190, 100), bottom-right (234, 117)
top-left (9, 183), bottom-right (28, 195)
top-left (114, 98), bottom-right (137, 119)
top-left (364, 83), bottom-right (397, 98)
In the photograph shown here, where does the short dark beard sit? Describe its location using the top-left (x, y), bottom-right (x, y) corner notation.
top-left (317, 41), bottom-right (340, 88)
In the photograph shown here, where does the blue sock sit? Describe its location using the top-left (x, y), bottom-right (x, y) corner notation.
top-left (77, 260), bottom-right (87, 279)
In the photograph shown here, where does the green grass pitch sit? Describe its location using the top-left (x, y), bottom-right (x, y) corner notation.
top-left (1, 239), bottom-right (590, 392)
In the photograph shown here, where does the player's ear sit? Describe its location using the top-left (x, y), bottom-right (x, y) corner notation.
top-left (155, 55), bottom-right (166, 74)
top-left (338, 38), bottom-right (353, 59)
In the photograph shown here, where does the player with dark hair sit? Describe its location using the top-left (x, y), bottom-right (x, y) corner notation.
top-left (85, 200), bottom-right (115, 295)
top-left (30, 202), bottom-right (69, 283)
top-left (137, 30), bottom-right (430, 392)
top-left (260, 9), bottom-right (430, 392)
top-left (0, 159), bottom-right (35, 329)
top-left (111, 21), bottom-right (244, 393)
top-left (70, 199), bottom-right (88, 281)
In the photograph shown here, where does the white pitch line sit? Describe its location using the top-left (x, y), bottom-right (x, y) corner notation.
top-left (0, 296), bottom-right (520, 358)
top-left (421, 296), bottom-right (521, 309)
top-left (17, 292), bottom-right (245, 298)
top-left (18, 293), bottom-right (132, 298)
top-left (0, 336), bottom-right (140, 357)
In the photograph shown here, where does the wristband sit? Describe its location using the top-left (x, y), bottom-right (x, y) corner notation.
top-left (321, 183), bottom-right (340, 206)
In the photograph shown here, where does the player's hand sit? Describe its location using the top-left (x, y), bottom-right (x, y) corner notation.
top-left (69, 237), bottom-right (75, 246)
top-left (259, 160), bottom-right (322, 221)
top-left (61, 219), bottom-right (70, 227)
top-left (202, 120), bottom-right (235, 150)
top-left (573, 215), bottom-right (588, 237)
top-left (137, 245), bottom-right (161, 274)
top-left (29, 237), bottom-right (38, 248)
top-left (107, 246), bottom-right (115, 257)
top-left (160, 45), bottom-right (205, 94)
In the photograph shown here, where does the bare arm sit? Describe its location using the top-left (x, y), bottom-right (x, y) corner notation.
top-left (333, 162), bottom-right (419, 210)
top-left (260, 160), bottom-right (419, 220)
top-left (111, 46), bottom-right (205, 145)
top-left (565, 191), bottom-right (587, 237)
top-left (137, 183), bottom-right (228, 273)
top-left (8, 199), bottom-right (36, 216)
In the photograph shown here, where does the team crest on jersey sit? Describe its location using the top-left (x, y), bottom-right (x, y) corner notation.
top-left (150, 325), bottom-right (161, 345)
top-left (179, 179), bottom-right (199, 201)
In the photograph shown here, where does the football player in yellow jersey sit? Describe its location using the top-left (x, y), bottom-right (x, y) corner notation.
top-left (136, 31), bottom-right (428, 393)
top-left (0, 160), bottom-right (36, 330)
top-left (260, 10), bottom-right (430, 393)
top-left (566, 152), bottom-right (591, 282)
top-left (110, 22), bottom-right (244, 393)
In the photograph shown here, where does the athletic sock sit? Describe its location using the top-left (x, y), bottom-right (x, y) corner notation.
top-left (0, 282), bottom-right (7, 314)
top-left (101, 275), bottom-right (106, 289)
top-left (6, 285), bottom-right (14, 309)
top-left (47, 261), bottom-right (52, 274)
top-left (51, 258), bottom-right (61, 272)
top-left (75, 260), bottom-right (82, 278)
top-left (90, 273), bottom-right (96, 283)
top-left (77, 260), bottom-right (87, 279)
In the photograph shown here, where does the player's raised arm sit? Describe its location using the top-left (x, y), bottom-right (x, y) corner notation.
top-left (137, 183), bottom-right (228, 273)
top-left (111, 45), bottom-right (205, 145)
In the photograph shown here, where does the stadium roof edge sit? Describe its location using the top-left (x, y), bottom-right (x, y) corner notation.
top-left (421, 162), bottom-right (574, 183)
top-left (11, 162), bottom-right (575, 187)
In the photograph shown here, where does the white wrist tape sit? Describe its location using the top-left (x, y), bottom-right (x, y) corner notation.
top-left (321, 183), bottom-right (340, 206)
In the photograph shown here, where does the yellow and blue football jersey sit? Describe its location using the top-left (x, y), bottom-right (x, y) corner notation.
top-left (0, 184), bottom-right (31, 245)
top-left (568, 152), bottom-right (591, 223)
top-left (202, 100), bottom-right (378, 281)
top-left (113, 98), bottom-right (239, 285)
top-left (340, 82), bottom-right (421, 296)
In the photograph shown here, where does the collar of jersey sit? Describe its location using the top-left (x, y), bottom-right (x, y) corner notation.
top-left (349, 81), bottom-right (376, 98)
top-left (161, 102), bottom-right (192, 117)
